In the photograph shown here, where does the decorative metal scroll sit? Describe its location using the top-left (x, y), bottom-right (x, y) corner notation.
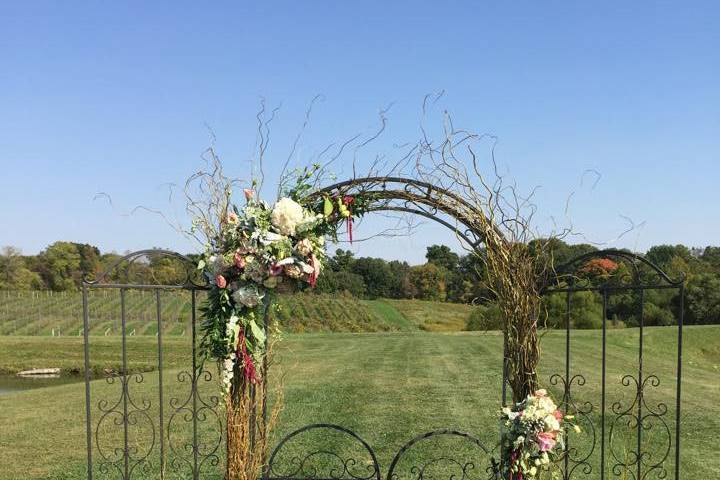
top-left (264, 424), bottom-right (381, 480)
top-left (386, 430), bottom-right (493, 480)
top-left (541, 249), bottom-right (684, 480)
top-left (82, 249), bottom-right (224, 480)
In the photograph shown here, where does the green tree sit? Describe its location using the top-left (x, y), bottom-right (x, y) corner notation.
top-left (328, 249), bottom-right (355, 272)
top-left (701, 247), bottom-right (720, 272)
top-left (351, 257), bottom-right (395, 298)
top-left (0, 246), bottom-right (43, 290)
top-left (684, 273), bottom-right (720, 325)
top-left (38, 242), bottom-right (83, 291)
top-left (408, 263), bottom-right (447, 301)
top-left (316, 270), bottom-right (367, 297)
top-left (542, 290), bottom-right (603, 329)
top-left (425, 245), bottom-right (459, 271)
top-left (646, 244), bottom-right (692, 270)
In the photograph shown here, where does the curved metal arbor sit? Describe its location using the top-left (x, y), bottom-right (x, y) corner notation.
top-left (84, 249), bottom-right (208, 289)
top-left (306, 176), bottom-right (491, 251)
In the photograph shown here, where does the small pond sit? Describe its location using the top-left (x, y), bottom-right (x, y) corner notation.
top-left (0, 374), bottom-right (83, 395)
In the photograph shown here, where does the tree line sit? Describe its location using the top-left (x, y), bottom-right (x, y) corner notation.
top-left (1, 240), bottom-right (719, 326)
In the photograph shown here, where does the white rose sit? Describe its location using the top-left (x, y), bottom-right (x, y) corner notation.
top-left (296, 238), bottom-right (313, 256)
top-left (544, 415), bottom-right (560, 431)
top-left (271, 197), bottom-right (305, 236)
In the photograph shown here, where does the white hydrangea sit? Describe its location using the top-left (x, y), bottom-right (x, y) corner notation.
top-left (271, 197), bottom-right (305, 236)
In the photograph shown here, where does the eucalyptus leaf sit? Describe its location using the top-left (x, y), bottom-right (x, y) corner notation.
top-left (248, 318), bottom-right (266, 346)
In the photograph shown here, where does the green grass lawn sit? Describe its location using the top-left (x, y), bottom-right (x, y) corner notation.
top-left (0, 326), bottom-right (718, 480)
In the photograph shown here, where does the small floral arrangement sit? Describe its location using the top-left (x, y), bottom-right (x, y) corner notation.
top-left (494, 389), bottom-right (580, 480)
top-left (196, 170), bottom-right (362, 395)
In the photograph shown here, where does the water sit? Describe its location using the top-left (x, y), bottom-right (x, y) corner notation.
top-left (0, 374), bottom-right (82, 395)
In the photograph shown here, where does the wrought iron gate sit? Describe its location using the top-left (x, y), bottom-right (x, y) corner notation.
top-left (82, 249), bottom-right (684, 480)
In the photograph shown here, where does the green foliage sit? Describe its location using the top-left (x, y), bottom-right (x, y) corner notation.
top-left (542, 291), bottom-right (603, 329)
top-left (465, 304), bottom-right (503, 331)
top-left (426, 245), bottom-right (459, 271)
top-left (643, 302), bottom-right (675, 326)
top-left (685, 273), bottom-right (720, 325)
top-left (349, 257), bottom-right (398, 298)
top-left (646, 244), bottom-right (692, 269)
top-left (0, 247), bottom-right (43, 290)
top-left (315, 269), bottom-right (367, 297)
top-left (3, 238), bottom-right (720, 326)
top-left (408, 263), bottom-right (447, 301)
top-left (38, 242), bottom-right (83, 291)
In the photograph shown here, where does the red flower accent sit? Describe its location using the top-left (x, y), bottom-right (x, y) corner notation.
top-left (215, 275), bottom-right (227, 289)
top-left (236, 328), bottom-right (257, 384)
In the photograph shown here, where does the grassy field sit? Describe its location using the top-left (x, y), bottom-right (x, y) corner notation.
top-left (0, 290), bottom-right (440, 336)
top-left (0, 326), bottom-right (718, 480)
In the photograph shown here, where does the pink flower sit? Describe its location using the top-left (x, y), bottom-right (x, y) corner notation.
top-left (227, 212), bottom-right (239, 224)
top-left (233, 252), bottom-right (246, 269)
top-left (553, 409), bottom-right (564, 421)
top-left (269, 263), bottom-right (284, 276)
top-left (244, 189), bottom-right (254, 201)
top-left (537, 432), bottom-right (557, 452)
top-left (215, 275), bottom-right (227, 289)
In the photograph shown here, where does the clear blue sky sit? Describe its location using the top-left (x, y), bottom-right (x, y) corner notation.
top-left (1, 1), bottom-right (718, 264)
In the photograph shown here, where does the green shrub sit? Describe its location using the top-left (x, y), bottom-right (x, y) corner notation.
top-left (465, 304), bottom-right (503, 331)
top-left (643, 302), bottom-right (675, 326)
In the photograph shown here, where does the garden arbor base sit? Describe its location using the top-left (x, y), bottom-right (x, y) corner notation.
top-left (82, 246), bottom-right (684, 480)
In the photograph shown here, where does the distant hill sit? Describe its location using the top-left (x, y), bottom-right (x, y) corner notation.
top-left (0, 290), bottom-right (476, 336)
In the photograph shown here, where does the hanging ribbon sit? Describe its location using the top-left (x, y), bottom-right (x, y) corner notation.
top-left (343, 196), bottom-right (354, 244)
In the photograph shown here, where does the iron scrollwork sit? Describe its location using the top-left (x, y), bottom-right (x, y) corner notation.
top-left (549, 374), bottom-right (595, 479)
top-left (264, 424), bottom-right (381, 480)
top-left (167, 365), bottom-right (223, 477)
top-left (386, 430), bottom-right (493, 480)
top-left (609, 375), bottom-right (671, 480)
top-left (94, 372), bottom-right (156, 478)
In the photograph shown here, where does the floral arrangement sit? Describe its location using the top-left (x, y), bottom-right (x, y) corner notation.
top-left (196, 172), bottom-right (361, 395)
top-left (495, 389), bottom-right (580, 480)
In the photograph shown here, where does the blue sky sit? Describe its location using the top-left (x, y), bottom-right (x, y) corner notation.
top-left (1, 1), bottom-right (718, 264)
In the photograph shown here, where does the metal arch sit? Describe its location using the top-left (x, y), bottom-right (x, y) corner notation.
top-left (306, 176), bottom-right (494, 252)
top-left (264, 423), bottom-right (381, 480)
top-left (83, 248), bottom-right (208, 289)
top-left (368, 206), bottom-right (481, 249)
top-left (551, 248), bottom-right (685, 287)
top-left (386, 430), bottom-right (492, 480)
top-left (309, 177), bottom-right (480, 215)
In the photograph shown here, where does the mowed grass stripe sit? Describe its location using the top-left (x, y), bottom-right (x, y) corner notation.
top-left (0, 327), bottom-right (718, 479)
